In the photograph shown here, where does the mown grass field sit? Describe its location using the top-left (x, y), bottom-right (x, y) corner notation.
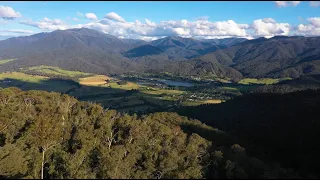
top-left (141, 88), bottom-right (184, 95)
top-left (77, 74), bottom-right (186, 111)
top-left (79, 75), bottom-right (112, 85)
top-left (1, 67), bottom-right (285, 113)
top-left (238, 78), bottom-right (292, 85)
top-left (181, 99), bottom-right (222, 106)
top-left (0, 59), bottom-right (16, 65)
top-left (0, 72), bottom-right (78, 93)
top-left (108, 82), bottom-right (142, 90)
top-left (0, 71), bottom-right (229, 112)
top-left (22, 65), bottom-right (92, 78)
top-left (220, 86), bottom-right (239, 91)
top-left (79, 75), bottom-right (144, 91)
top-left (0, 72), bottom-right (48, 83)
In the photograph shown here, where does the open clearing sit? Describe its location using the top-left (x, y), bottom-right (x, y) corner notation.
top-left (238, 78), bottom-right (292, 85)
top-left (0, 72), bottom-right (230, 112)
top-left (0, 59), bottom-right (16, 65)
top-left (1, 67), bottom-right (289, 114)
top-left (181, 99), bottom-right (222, 106)
top-left (0, 72), bottom-right (78, 93)
top-left (107, 81), bottom-right (143, 90)
top-left (141, 88), bottom-right (184, 95)
top-left (22, 65), bottom-right (92, 78)
top-left (0, 72), bottom-right (48, 83)
top-left (79, 75), bottom-right (112, 86)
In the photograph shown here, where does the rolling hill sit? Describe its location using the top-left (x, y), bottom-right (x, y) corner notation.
top-left (0, 28), bottom-right (320, 81)
top-left (195, 36), bottom-right (320, 78)
top-left (178, 89), bottom-right (320, 177)
top-left (0, 28), bottom-right (143, 74)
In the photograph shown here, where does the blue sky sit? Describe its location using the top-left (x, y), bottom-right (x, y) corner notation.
top-left (0, 1), bottom-right (320, 40)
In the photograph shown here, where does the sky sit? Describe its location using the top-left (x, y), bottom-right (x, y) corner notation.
top-left (0, 1), bottom-right (320, 41)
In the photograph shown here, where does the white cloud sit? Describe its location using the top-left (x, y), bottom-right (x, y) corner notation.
top-left (145, 19), bottom-right (156, 27)
top-left (73, 18), bottom-right (79, 21)
top-left (296, 17), bottom-right (320, 36)
top-left (17, 10), bottom-right (320, 41)
top-left (310, 1), bottom-right (320, 7)
top-left (17, 15), bottom-right (263, 40)
top-left (85, 13), bottom-right (98, 20)
top-left (0, 5), bottom-right (21, 20)
top-left (250, 18), bottom-right (290, 37)
top-left (77, 12), bottom-right (83, 17)
top-left (20, 17), bottom-right (67, 31)
top-left (274, 1), bottom-right (300, 7)
top-left (0, 29), bottom-right (34, 34)
top-left (105, 12), bottom-right (126, 23)
top-left (0, 29), bottom-right (37, 40)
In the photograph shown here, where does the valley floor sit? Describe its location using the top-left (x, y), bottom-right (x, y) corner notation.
top-left (0, 65), bottom-right (278, 114)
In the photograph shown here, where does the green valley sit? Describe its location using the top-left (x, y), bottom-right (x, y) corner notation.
top-left (0, 66), bottom-right (276, 115)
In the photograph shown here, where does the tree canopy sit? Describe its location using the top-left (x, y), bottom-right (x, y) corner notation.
top-left (0, 87), bottom-right (304, 179)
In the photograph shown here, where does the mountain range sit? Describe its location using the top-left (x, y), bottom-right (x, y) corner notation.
top-left (0, 27), bottom-right (320, 81)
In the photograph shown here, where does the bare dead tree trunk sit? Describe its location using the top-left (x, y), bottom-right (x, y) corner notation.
top-left (106, 129), bottom-right (118, 150)
top-left (65, 98), bottom-right (77, 116)
top-left (129, 136), bottom-right (133, 144)
top-left (108, 139), bottom-right (112, 149)
top-left (41, 150), bottom-right (45, 179)
top-left (40, 141), bottom-right (61, 179)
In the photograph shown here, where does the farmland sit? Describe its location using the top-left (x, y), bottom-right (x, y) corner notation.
top-left (20, 65), bottom-right (92, 78)
top-left (79, 75), bottom-right (112, 86)
top-left (0, 58), bottom-right (16, 65)
top-left (238, 78), bottom-right (292, 85)
top-left (0, 66), bottom-right (289, 114)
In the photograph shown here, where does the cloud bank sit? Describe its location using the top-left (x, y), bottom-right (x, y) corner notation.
top-left (0, 5), bottom-right (21, 20)
top-left (310, 1), bottom-right (320, 7)
top-left (105, 12), bottom-right (126, 23)
top-left (11, 11), bottom-right (320, 41)
top-left (85, 13), bottom-right (98, 20)
top-left (274, 1), bottom-right (301, 7)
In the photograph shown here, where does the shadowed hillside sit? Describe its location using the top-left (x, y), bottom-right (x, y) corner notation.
top-left (0, 87), bottom-right (306, 179)
top-left (178, 89), bottom-right (320, 177)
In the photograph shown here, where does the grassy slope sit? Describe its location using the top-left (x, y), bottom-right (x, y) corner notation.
top-left (238, 78), bottom-right (292, 85)
top-left (0, 59), bottom-right (16, 65)
top-left (0, 72), bottom-right (48, 83)
top-left (0, 72), bottom-right (78, 93)
top-left (22, 65), bottom-right (92, 77)
top-left (0, 67), bottom-right (294, 112)
top-left (181, 99), bottom-right (223, 106)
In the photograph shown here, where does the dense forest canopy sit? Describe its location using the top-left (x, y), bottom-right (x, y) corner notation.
top-left (1, 28), bottom-right (320, 82)
top-left (0, 87), bottom-right (307, 179)
top-left (1, 6), bottom-right (320, 180)
top-left (178, 89), bottom-right (320, 178)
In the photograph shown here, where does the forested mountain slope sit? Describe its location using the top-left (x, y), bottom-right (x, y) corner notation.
top-left (251, 74), bottom-right (320, 93)
top-left (1, 28), bottom-right (320, 81)
top-left (178, 89), bottom-right (320, 177)
top-left (0, 87), bottom-right (305, 179)
top-left (0, 28), bottom-right (143, 74)
top-left (196, 36), bottom-right (320, 78)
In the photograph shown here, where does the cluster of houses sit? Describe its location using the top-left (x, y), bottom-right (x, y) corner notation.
top-left (183, 93), bottom-right (215, 102)
top-left (0, 80), bottom-right (12, 84)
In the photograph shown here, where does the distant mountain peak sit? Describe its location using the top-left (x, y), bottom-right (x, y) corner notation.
top-left (165, 36), bottom-right (196, 41)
